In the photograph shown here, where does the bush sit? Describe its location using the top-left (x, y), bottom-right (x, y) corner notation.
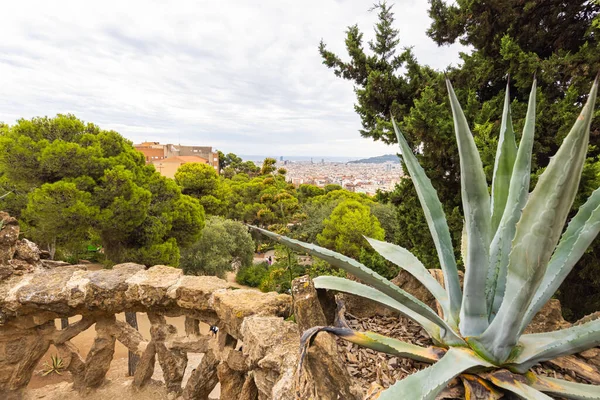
top-left (236, 262), bottom-right (269, 287)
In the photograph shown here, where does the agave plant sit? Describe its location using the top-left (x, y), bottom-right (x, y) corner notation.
top-left (252, 75), bottom-right (600, 399)
top-left (42, 354), bottom-right (64, 376)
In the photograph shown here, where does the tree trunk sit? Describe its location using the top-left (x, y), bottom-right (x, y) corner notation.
top-left (125, 312), bottom-right (140, 376)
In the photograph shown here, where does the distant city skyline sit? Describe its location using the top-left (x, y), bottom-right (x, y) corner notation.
top-left (0, 0), bottom-right (468, 157)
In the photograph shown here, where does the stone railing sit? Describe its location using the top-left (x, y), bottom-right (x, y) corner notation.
top-left (0, 212), bottom-right (359, 400)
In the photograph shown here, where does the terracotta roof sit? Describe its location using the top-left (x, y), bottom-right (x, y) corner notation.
top-left (160, 156), bottom-right (208, 163)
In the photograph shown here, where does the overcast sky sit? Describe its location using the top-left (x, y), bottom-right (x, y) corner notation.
top-left (0, 0), bottom-right (467, 157)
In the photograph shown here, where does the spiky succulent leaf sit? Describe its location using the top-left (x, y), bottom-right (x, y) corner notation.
top-left (476, 77), bottom-right (599, 363)
top-left (365, 237), bottom-right (452, 323)
top-left (481, 371), bottom-right (553, 399)
top-left (461, 374), bottom-right (504, 399)
top-left (391, 118), bottom-right (461, 325)
top-left (490, 81), bottom-right (518, 235)
top-left (521, 186), bottom-right (600, 333)
top-left (526, 373), bottom-right (600, 399)
top-left (250, 226), bottom-right (465, 340)
top-left (378, 347), bottom-right (489, 400)
top-left (509, 318), bottom-right (600, 372)
top-left (313, 275), bottom-right (465, 344)
top-left (300, 325), bottom-right (444, 363)
top-left (486, 80), bottom-right (537, 318)
top-left (446, 79), bottom-right (491, 336)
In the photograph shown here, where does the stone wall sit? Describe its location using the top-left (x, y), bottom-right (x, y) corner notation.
top-left (0, 212), bottom-right (358, 400)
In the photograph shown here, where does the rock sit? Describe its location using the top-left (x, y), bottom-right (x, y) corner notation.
top-left (291, 276), bottom-right (361, 400)
top-left (125, 265), bottom-right (182, 307)
top-left (85, 263), bottom-right (145, 311)
top-left (240, 316), bottom-right (298, 399)
top-left (292, 275), bottom-right (330, 332)
top-left (0, 265), bottom-right (13, 281)
top-left (217, 362), bottom-right (246, 399)
top-left (13, 239), bottom-right (40, 264)
top-left (16, 266), bottom-right (81, 314)
top-left (212, 290), bottom-right (292, 339)
top-left (168, 275), bottom-right (231, 311)
top-left (524, 299), bottom-right (571, 334)
top-left (0, 212), bottom-right (19, 264)
top-left (181, 349), bottom-right (219, 400)
top-left (575, 311), bottom-right (600, 326)
top-left (41, 260), bottom-right (71, 269)
top-left (83, 316), bottom-right (117, 389)
top-left (0, 320), bottom-right (53, 393)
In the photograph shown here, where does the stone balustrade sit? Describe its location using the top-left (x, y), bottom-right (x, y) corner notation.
top-left (0, 212), bottom-right (359, 400)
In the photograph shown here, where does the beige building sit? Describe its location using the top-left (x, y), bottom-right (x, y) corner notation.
top-left (151, 155), bottom-right (209, 179)
top-left (134, 142), bottom-right (219, 177)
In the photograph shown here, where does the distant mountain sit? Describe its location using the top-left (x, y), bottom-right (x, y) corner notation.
top-left (347, 154), bottom-right (400, 164)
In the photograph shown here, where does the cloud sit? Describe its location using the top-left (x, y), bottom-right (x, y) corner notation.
top-left (0, 0), bottom-right (467, 157)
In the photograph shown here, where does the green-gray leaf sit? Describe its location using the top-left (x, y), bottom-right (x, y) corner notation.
top-left (527, 374), bottom-right (600, 399)
top-left (521, 186), bottom-right (600, 334)
top-left (491, 81), bottom-right (518, 235)
top-left (365, 237), bottom-right (452, 325)
top-left (486, 80), bottom-right (537, 319)
top-left (250, 226), bottom-right (463, 344)
top-left (509, 318), bottom-right (600, 372)
top-left (446, 79), bottom-right (491, 336)
top-left (476, 77), bottom-right (599, 363)
top-left (392, 118), bottom-right (461, 327)
top-left (378, 347), bottom-right (489, 400)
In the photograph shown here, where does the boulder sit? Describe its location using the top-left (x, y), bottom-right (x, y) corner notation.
top-left (524, 299), bottom-right (571, 334)
top-left (125, 265), bottom-right (182, 307)
top-left (240, 316), bottom-right (298, 399)
top-left (13, 239), bottom-right (40, 264)
top-left (212, 290), bottom-right (292, 339)
top-left (0, 212), bottom-right (19, 264)
top-left (291, 275), bottom-right (361, 400)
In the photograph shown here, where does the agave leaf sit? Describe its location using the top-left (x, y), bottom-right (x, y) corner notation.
top-left (486, 80), bottom-right (537, 319)
top-left (377, 347), bottom-right (489, 400)
top-left (446, 79), bottom-right (492, 336)
top-left (461, 374), bottom-right (504, 400)
top-left (250, 226), bottom-right (465, 344)
top-left (364, 237), bottom-right (451, 322)
top-left (508, 318), bottom-right (600, 372)
top-left (481, 370), bottom-right (553, 399)
top-left (521, 186), bottom-right (600, 334)
top-left (391, 118), bottom-right (461, 326)
top-left (526, 373), bottom-right (600, 399)
top-left (299, 325), bottom-right (444, 364)
top-left (476, 77), bottom-right (598, 363)
top-left (490, 81), bottom-right (518, 235)
top-left (313, 275), bottom-right (465, 345)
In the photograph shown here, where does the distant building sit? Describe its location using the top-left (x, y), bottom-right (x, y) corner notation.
top-left (134, 142), bottom-right (219, 177)
top-left (152, 155), bottom-right (209, 179)
top-left (280, 156), bottom-right (284, 161)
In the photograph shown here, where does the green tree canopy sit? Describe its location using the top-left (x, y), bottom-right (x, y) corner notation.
top-left (317, 199), bottom-right (385, 259)
top-left (0, 114), bottom-right (204, 265)
top-left (180, 216), bottom-right (255, 278)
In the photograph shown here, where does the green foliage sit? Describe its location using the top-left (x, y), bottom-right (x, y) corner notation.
top-left (255, 77), bottom-right (600, 398)
top-left (23, 181), bottom-right (97, 258)
top-left (180, 216), bottom-right (254, 278)
top-left (42, 355), bottom-right (64, 376)
top-left (317, 200), bottom-right (385, 259)
top-left (260, 157), bottom-right (277, 175)
top-left (236, 262), bottom-right (269, 287)
top-left (0, 114), bottom-right (204, 265)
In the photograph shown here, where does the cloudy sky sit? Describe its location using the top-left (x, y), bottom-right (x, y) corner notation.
top-left (0, 0), bottom-right (466, 158)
